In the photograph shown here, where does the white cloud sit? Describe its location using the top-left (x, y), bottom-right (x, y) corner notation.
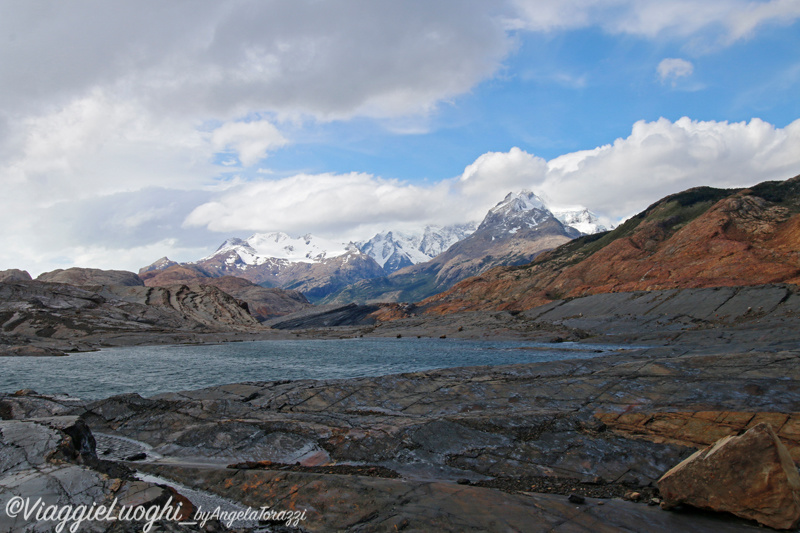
top-left (0, 90), bottom-right (214, 207)
top-left (185, 117), bottom-right (800, 238)
top-left (211, 120), bottom-right (287, 167)
top-left (541, 116), bottom-right (800, 218)
top-left (3, 116), bottom-right (799, 275)
top-left (0, 2), bottom-right (798, 275)
top-left (0, 1), bottom-right (512, 122)
top-left (184, 173), bottom-right (444, 236)
top-left (658, 58), bottom-right (694, 85)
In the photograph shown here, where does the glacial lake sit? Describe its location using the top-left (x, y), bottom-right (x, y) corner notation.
top-left (1, 338), bottom-right (626, 401)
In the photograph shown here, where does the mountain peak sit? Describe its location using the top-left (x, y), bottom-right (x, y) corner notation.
top-left (479, 190), bottom-right (554, 233)
top-left (497, 190), bottom-right (547, 211)
top-left (139, 256), bottom-right (179, 275)
top-left (357, 224), bottom-right (477, 273)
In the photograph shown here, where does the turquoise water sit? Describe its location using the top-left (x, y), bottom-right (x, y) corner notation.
top-left (0, 338), bottom-right (620, 400)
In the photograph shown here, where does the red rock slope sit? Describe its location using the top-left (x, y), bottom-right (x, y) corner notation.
top-left (420, 175), bottom-right (800, 314)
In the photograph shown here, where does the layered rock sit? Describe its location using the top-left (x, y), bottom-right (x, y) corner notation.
top-left (101, 283), bottom-right (260, 330)
top-left (4, 339), bottom-right (791, 531)
top-left (0, 277), bottom-right (262, 352)
top-left (0, 415), bottom-right (185, 533)
top-left (658, 423), bottom-right (800, 530)
top-left (141, 274), bottom-right (312, 321)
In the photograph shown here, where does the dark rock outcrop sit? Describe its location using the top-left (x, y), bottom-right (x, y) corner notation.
top-left (0, 416), bottom-right (182, 533)
top-left (3, 334), bottom-right (792, 531)
top-left (0, 278), bottom-right (262, 353)
top-left (269, 303), bottom-right (380, 329)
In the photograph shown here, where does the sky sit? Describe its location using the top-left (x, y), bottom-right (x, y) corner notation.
top-left (2, 0), bottom-right (800, 276)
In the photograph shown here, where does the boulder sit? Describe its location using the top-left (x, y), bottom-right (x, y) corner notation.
top-left (658, 422), bottom-right (800, 530)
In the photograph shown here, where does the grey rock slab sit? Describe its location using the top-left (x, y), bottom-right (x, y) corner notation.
top-left (714, 285), bottom-right (789, 321)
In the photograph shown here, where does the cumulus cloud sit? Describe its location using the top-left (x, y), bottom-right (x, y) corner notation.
top-left (4, 116), bottom-right (800, 275)
top-left (658, 58), bottom-right (694, 85)
top-left (184, 173), bottom-right (445, 237)
top-left (0, 90), bottom-right (214, 207)
top-left (542, 117), bottom-right (800, 218)
top-left (185, 117), bottom-right (800, 238)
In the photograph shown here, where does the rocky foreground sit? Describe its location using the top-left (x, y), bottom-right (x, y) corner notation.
top-left (3, 303), bottom-right (800, 532)
top-left (3, 266), bottom-right (800, 531)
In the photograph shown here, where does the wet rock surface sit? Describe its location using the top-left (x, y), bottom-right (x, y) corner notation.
top-left (4, 334), bottom-right (798, 531)
top-left (2, 279), bottom-right (800, 530)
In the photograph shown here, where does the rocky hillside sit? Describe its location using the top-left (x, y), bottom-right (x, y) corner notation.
top-left (141, 273), bottom-right (312, 321)
top-left (0, 266), bottom-right (335, 355)
top-left (420, 175), bottom-right (800, 314)
top-left (323, 191), bottom-right (579, 304)
top-left (37, 267), bottom-right (145, 287)
top-left (0, 273), bottom-right (263, 353)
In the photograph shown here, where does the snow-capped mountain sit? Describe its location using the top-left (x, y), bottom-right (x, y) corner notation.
top-left (551, 207), bottom-right (608, 235)
top-left (138, 256), bottom-right (179, 275)
top-left (187, 232), bottom-right (385, 301)
top-left (203, 232), bottom-right (353, 266)
top-left (324, 190), bottom-right (582, 304)
top-left (357, 223), bottom-right (477, 274)
top-left (419, 223), bottom-right (478, 257)
top-left (477, 191), bottom-right (569, 237)
top-left (140, 189), bottom-right (605, 303)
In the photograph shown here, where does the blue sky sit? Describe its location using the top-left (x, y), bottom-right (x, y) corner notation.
top-left (263, 22), bottom-right (800, 182)
top-left (1, 1), bottom-right (800, 275)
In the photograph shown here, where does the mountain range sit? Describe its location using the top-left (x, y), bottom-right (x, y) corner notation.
top-left (322, 191), bottom-right (591, 304)
top-left (141, 191), bottom-right (604, 302)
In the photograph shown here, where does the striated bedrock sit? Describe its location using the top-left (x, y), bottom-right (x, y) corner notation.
top-left (0, 277), bottom-right (262, 352)
top-left (3, 343), bottom-right (797, 531)
top-left (142, 274), bottom-right (313, 322)
top-left (421, 174), bottom-right (800, 315)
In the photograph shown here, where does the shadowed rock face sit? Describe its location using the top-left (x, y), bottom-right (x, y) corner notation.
top-left (422, 175), bottom-right (800, 314)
